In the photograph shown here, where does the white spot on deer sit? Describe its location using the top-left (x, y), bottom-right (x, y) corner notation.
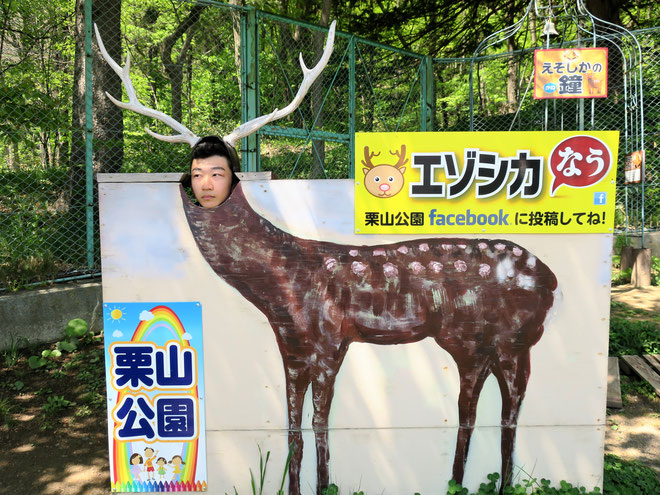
top-left (419, 243), bottom-right (429, 252)
top-left (442, 244), bottom-right (453, 251)
top-left (429, 261), bottom-right (443, 273)
top-left (351, 261), bottom-right (368, 276)
top-left (410, 261), bottom-right (425, 274)
top-left (457, 244), bottom-right (467, 249)
top-left (512, 247), bottom-right (523, 256)
top-left (495, 257), bottom-right (515, 281)
top-left (397, 245), bottom-right (409, 254)
top-left (324, 257), bottom-right (337, 270)
top-left (494, 242), bottom-right (506, 251)
top-left (383, 262), bottom-right (398, 278)
top-left (454, 260), bottom-right (468, 272)
top-left (349, 249), bottom-right (359, 257)
top-left (527, 256), bottom-right (537, 268)
top-left (457, 289), bottom-right (477, 308)
top-left (373, 248), bottom-right (386, 256)
top-left (516, 273), bottom-right (535, 289)
top-left (479, 263), bottom-right (491, 278)
top-left (431, 286), bottom-right (447, 311)
top-left (478, 242), bottom-right (488, 250)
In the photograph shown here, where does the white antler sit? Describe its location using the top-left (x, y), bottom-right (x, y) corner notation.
top-left (223, 20), bottom-right (337, 148)
top-left (94, 23), bottom-right (200, 147)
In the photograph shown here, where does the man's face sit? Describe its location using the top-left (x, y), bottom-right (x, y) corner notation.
top-left (191, 155), bottom-right (233, 208)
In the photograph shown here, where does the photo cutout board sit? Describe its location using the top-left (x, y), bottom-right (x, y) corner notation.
top-left (99, 174), bottom-right (611, 494)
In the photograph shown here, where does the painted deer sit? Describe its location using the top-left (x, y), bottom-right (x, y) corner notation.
top-left (96, 22), bottom-right (558, 494)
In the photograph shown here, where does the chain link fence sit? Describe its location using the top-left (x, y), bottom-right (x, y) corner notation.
top-left (1, 0), bottom-right (658, 289)
top-left (434, 27), bottom-right (660, 235)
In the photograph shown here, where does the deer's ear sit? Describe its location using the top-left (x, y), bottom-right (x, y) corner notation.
top-left (398, 165), bottom-right (406, 174)
top-left (362, 168), bottom-right (370, 176)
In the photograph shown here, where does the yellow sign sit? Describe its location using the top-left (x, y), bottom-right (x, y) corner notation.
top-left (534, 48), bottom-right (608, 99)
top-left (355, 131), bottom-right (618, 234)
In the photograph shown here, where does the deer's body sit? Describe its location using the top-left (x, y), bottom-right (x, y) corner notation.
top-left (181, 184), bottom-right (558, 494)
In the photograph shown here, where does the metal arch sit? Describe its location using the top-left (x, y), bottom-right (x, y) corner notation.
top-left (467, 0), bottom-right (647, 245)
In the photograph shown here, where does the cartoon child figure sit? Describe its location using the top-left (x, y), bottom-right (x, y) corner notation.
top-left (143, 447), bottom-right (159, 481)
top-left (156, 457), bottom-right (168, 481)
top-left (129, 453), bottom-right (143, 481)
top-left (169, 455), bottom-right (185, 483)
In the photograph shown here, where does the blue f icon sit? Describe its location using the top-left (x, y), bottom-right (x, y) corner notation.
top-left (593, 192), bottom-right (607, 205)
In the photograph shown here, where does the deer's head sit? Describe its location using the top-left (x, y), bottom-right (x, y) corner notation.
top-left (361, 145), bottom-right (408, 198)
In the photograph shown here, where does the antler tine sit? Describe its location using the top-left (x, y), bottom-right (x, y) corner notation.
top-left (361, 146), bottom-right (381, 169)
top-left (390, 144), bottom-right (408, 168)
top-left (224, 20), bottom-right (337, 148)
top-left (94, 23), bottom-right (200, 147)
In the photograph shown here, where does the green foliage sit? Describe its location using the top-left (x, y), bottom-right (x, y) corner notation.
top-left (619, 374), bottom-right (657, 403)
top-left (0, 397), bottom-right (15, 427)
top-left (611, 267), bottom-right (632, 286)
top-left (1, 336), bottom-right (20, 367)
top-left (609, 317), bottom-right (660, 356)
top-left (613, 236), bottom-right (632, 255)
top-left (41, 394), bottom-right (75, 415)
top-left (28, 318), bottom-right (90, 368)
top-left (603, 454), bottom-right (660, 494)
top-left (651, 256), bottom-right (660, 286)
top-left (64, 318), bottom-right (88, 338)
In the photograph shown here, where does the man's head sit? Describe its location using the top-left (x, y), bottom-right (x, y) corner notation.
top-left (189, 136), bottom-right (240, 208)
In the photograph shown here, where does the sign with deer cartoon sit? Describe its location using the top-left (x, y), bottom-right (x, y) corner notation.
top-left (97, 21), bottom-right (612, 495)
top-left (355, 131), bottom-right (618, 234)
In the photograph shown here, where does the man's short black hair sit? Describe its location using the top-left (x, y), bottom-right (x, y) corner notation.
top-left (183, 135), bottom-right (241, 189)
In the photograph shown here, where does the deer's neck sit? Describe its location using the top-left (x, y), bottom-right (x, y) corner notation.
top-left (180, 183), bottom-right (308, 285)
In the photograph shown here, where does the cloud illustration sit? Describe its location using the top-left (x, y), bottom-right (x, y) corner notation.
top-left (112, 330), bottom-right (124, 338)
top-left (182, 332), bottom-right (193, 340)
top-left (139, 310), bottom-right (155, 321)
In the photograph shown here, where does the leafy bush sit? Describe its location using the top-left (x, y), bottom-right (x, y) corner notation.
top-left (609, 317), bottom-right (660, 356)
top-left (652, 255), bottom-right (660, 286)
top-left (604, 454), bottom-right (660, 494)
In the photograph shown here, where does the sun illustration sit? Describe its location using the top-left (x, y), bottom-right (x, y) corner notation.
top-left (106, 305), bottom-right (126, 323)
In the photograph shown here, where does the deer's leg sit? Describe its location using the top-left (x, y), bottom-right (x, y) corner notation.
top-left (284, 361), bottom-right (312, 495)
top-left (492, 350), bottom-right (531, 490)
top-left (451, 359), bottom-right (492, 484)
top-left (311, 351), bottom-right (347, 495)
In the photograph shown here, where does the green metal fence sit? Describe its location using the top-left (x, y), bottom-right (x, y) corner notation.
top-left (1, 0), bottom-right (658, 290)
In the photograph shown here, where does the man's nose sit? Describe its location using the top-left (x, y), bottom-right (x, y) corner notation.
top-left (201, 176), bottom-right (213, 189)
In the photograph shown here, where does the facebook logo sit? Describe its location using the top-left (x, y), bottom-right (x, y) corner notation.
top-left (593, 192), bottom-right (607, 205)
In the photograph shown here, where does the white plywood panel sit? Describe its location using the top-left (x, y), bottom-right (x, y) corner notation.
top-left (100, 178), bottom-right (611, 492)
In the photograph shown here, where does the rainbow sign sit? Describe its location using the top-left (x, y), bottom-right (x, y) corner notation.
top-left (103, 302), bottom-right (207, 492)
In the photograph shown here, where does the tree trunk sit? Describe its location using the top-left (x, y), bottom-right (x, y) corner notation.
top-left (310, 0), bottom-right (331, 179)
top-left (67, 0), bottom-right (87, 205)
top-left (227, 0), bottom-right (243, 91)
top-left (505, 36), bottom-right (518, 114)
top-left (92, 0), bottom-right (123, 174)
top-left (68, 0), bottom-right (123, 206)
top-left (160, 4), bottom-right (205, 124)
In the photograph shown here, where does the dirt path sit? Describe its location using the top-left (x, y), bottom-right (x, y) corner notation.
top-left (611, 284), bottom-right (660, 313)
top-left (607, 284), bottom-right (660, 476)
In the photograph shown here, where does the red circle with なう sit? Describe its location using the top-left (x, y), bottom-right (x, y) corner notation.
top-left (548, 135), bottom-right (612, 196)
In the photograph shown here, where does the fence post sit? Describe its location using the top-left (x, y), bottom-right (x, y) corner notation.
top-left (421, 55), bottom-right (435, 131)
top-left (348, 36), bottom-right (356, 179)
top-left (241, 7), bottom-right (259, 172)
top-left (85, 0), bottom-right (94, 270)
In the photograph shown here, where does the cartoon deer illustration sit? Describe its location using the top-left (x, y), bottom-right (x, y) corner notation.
top-left (96, 22), bottom-right (558, 494)
top-left (361, 145), bottom-right (408, 198)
